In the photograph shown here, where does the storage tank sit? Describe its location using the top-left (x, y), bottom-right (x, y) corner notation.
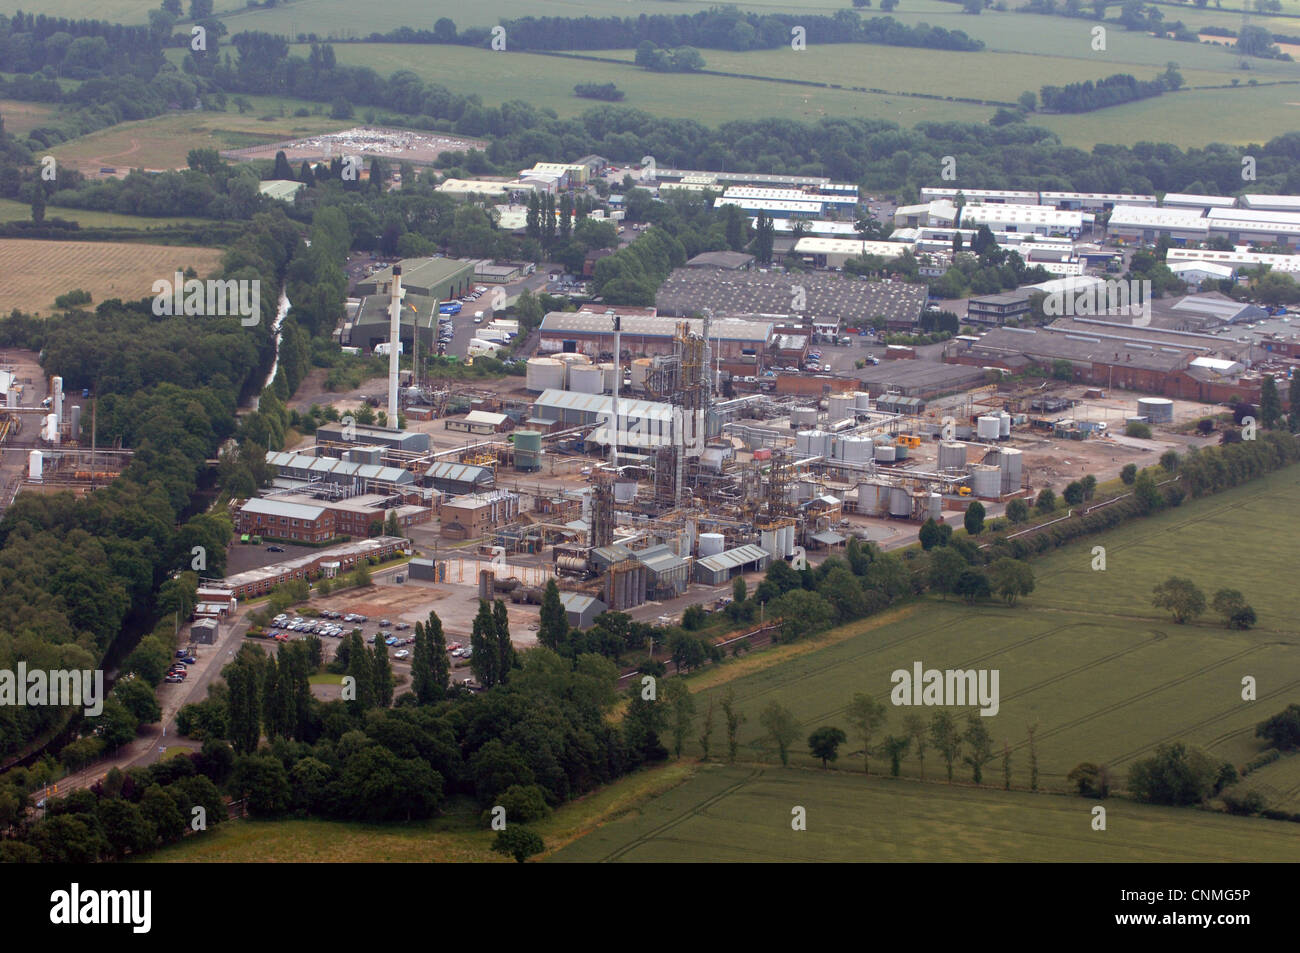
top-left (614, 481), bottom-right (637, 503)
top-left (889, 486), bottom-right (911, 517)
top-left (970, 464), bottom-right (1001, 498)
top-left (791, 406), bottom-right (818, 428)
top-left (513, 430), bottom-right (543, 472)
top-left (782, 525), bottom-right (796, 557)
top-left (894, 443), bottom-right (909, 460)
top-left (853, 391), bottom-right (873, 413)
top-left (52, 376), bottom-right (62, 422)
top-left (526, 357), bottom-right (565, 393)
top-left (45, 413), bottom-right (58, 445)
top-left (597, 362), bottom-right (617, 393)
top-left (938, 441), bottom-right (967, 472)
top-left (999, 447), bottom-right (1023, 494)
top-left (70, 405), bottom-right (81, 441)
top-left (827, 395), bottom-right (854, 421)
top-left (797, 430), bottom-right (831, 458)
top-left (760, 528), bottom-right (781, 557)
top-left (857, 482), bottom-right (885, 516)
top-left (874, 444), bottom-right (896, 463)
top-left (631, 358), bottom-right (653, 391)
top-left (976, 415), bottom-right (1001, 440)
top-left (27, 450), bottom-right (41, 482)
top-left (998, 412), bottom-right (1012, 438)
top-left (699, 532), bottom-right (725, 558)
top-left (1137, 397), bottom-right (1174, 423)
top-left (568, 364), bottom-right (604, 394)
top-left (836, 435), bottom-right (873, 463)
top-left (929, 492), bottom-right (942, 522)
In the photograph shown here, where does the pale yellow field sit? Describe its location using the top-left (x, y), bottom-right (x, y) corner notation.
top-left (0, 239), bottom-right (223, 315)
top-left (0, 99), bottom-right (56, 137)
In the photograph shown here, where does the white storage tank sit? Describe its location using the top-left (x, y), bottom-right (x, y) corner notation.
top-left (760, 528), bottom-right (781, 557)
top-left (782, 525), bottom-right (796, 557)
top-left (568, 364), bottom-right (604, 394)
top-left (52, 376), bottom-right (63, 422)
top-left (938, 441), bottom-right (967, 472)
top-left (999, 412), bottom-right (1011, 438)
top-left (70, 405), bottom-right (81, 440)
top-left (1137, 397), bottom-right (1174, 423)
top-left (827, 395), bottom-right (853, 421)
top-left (631, 358), bottom-right (653, 391)
top-left (889, 486), bottom-right (911, 517)
top-left (999, 447), bottom-right (1023, 494)
top-left (45, 413), bottom-right (58, 445)
top-left (875, 443), bottom-right (897, 463)
top-left (976, 415), bottom-right (1001, 440)
top-left (597, 362), bottom-right (617, 393)
top-left (791, 406), bottom-right (818, 428)
top-left (27, 450), bottom-right (41, 482)
top-left (970, 464), bottom-right (1001, 498)
top-left (929, 492), bottom-right (942, 522)
top-left (836, 435), bottom-right (873, 463)
top-left (797, 430), bottom-right (831, 458)
top-left (853, 391), bottom-right (873, 413)
top-left (614, 481), bottom-right (637, 503)
top-left (699, 532), bottom-right (726, 558)
top-left (526, 357), bottom-right (565, 393)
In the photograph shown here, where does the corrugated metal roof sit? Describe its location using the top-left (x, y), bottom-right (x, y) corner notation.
top-left (560, 592), bottom-right (605, 613)
top-left (636, 544), bottom-right (688, 573)
top-left (264, 451), bottom-right (413, 484)
top-left (812, 530), bottom-right (846, 544)
top-left (425, 461), bottom-right (492, 483)
top-left (696, 544), bottom-right (770, 573)
top-left (241, 497), bottom-right (326, 521)
top-left (464, 410), bottom-right (508, 425)
top-left (533, 388), bottom-right (675, 420)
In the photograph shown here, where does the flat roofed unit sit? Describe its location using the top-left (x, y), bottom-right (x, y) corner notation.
top-left (1165, 248), bottom-right (1300, 272)
top-left (793, 237), bottom-right (912, 256)
top-left (264, 451), bottom-right (414, 485)
top-left (920, 187), bottom-right (1039, 202)
top-left (714, 197), bottom-right (823, 213)
top-left (1238, 194), bottom-right (1300, 211)
top-left (534, 388), bottom-right (675, 420)
top-left (1161, 193), bottom-right (1236, 208)
top-left (1039, 190), bottom-right (1157, 203)
top-left (1106, 206), bottom-right (1210, 232)
top-left (240, 497), bottom-right (327, 521)
top-left (960, 205), bottom-right (1084, 227)
top-left (1207, 206), bottom-right (1300, 226)
top-left (766, 218), bottom-right (860, 235)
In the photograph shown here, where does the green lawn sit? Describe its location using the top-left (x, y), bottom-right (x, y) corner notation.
top-left (549, 764), bottom-right (1300, 862)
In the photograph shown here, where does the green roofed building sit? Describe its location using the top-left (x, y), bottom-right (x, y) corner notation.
top-left (350, 257), bottom-right (476, 351)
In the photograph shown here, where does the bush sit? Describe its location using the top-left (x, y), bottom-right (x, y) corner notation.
top-left (1221, 787), bottom-right (1267, 815)
top-left (1120, 463), bottom-right (1138, 485)
top-left (1125, 421), bottom-right (1152, 439)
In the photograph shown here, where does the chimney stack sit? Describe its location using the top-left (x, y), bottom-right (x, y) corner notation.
top-left (387, 265), bottom-right (403, 429)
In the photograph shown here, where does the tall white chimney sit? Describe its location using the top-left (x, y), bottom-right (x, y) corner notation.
top-left (52, 376), bottom-right (63, 423)
top-left (387, 265), bottom-right (403, 428)
top-left (608, 311), bottom-right (620, 466)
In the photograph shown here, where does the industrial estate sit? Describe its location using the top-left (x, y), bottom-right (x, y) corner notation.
top-left (0, 0), bottom-right (1297, 888)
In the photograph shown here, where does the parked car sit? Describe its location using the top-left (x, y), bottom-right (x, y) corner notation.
top-left (384, 636), bottom-right (399, 646)
top-left (266, 545), bottom-right (285, 553)
top-left (394, 649), bottom-right (410, 660)
top-left (165, 674), bottom-right (184, 683)
top-left (395, 622), bottom-right (410, 630)
top-left (451, 648), bottom-right (463, 657)
top-left (378, 619), bottom-right (391, 627)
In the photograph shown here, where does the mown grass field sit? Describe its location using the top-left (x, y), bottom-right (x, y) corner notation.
top-left (0, 99), bottom-right (56, 137)
top-left (44, 95), bottom-right (352, 175)
top-left (0, 239), bottom-right (223, 314)
top-left (676, 469), bottom-right (1300, 793)
top-left (0, 198), bottom-right (216, 229)
top-left (550, 764), bottom-right (1300, 861)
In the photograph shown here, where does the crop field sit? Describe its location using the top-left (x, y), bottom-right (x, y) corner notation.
top-left (45, 95), bottom-right (352, 175)
top-left (550, 764), bottom-right (1300, 861)
top-left (0, 239), bottom-right (224, 315)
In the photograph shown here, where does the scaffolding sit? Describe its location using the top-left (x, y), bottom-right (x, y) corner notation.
top-left (590, 471), bottom-right (615, 550)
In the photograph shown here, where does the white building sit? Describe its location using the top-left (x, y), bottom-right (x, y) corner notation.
top-left (1107, 205), bottom-right (1210, 244)
top-left (1237, 194), bottom-right (1300, 213)
top-left (1039, 190), bottom-right (1157, 210)
top-left (920, 187), bottom-right (1038, 204)
top-left (1165, 247), bottom-right (1300, 275)
top-left (1168, 261), bottom-right (1236, 286)
top-left (959, 203), bottom-right (1087, 238)
top-left (1161, 193), bottom-right (1236, 212)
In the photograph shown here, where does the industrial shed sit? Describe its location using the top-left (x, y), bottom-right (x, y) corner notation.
top-left (445, 410), bottom-right (511, 434)
top-left (635, 544), bottom-right (691, 599)
top-left (695, 544), bottom-right (771, 585)
top-left (190, 618), bottom-right (219, 644)
top-left (560, 592), bottom-right (608, 630)
top-left (424, 461), bottom-right (494, 495)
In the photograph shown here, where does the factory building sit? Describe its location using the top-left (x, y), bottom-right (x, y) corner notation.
top-left (349, 257), bottom-right (475, 350)
top-left (531, 389), bottom-right (689, 451)
top-left (264, 450), bottom-right (416, 494)
top-left (958, 204), bottom-right (1087, 238)
top-left (314, 424), bottom-right (430, 454)
top-left (1104, 206), bottom-right (1210, 244)
top-left (423, 461), bottom-right (495, 495)
top-left (222, 536), bottom-right (409, 599)
top-left (440, 490), bottom-right (521, 540)
top-left (792, 238), bottom-right (913, 269)
top-left (1039, 191), bottom-right (1157, 210)
top-left (1205, 207), bottom-right (1300, 246)
top-left (1237, 194), bottom-right (1300, 213)
top-left (967, 289), bottom-right (1035, 326)
top-left (694, 544), bottom-right (771, 585)
top-left (655, 168), bottom-right (839, 190)
top-left (920, 187), bottom-right (1039, 205)
top-left (1165, 248), bottom-right (1300, 276)
top-left (1161, 193), bottom-right (1237, 212)
top-left (714, 196), bottom-right (824, 218)
top-left (537, 311), bottom-right (774, 370)
top-left (560, 592), bottom-right (608, 630)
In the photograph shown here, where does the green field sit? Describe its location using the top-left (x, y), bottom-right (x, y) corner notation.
top-left (550, 765), bottom-right (1300, 861)
top-left (0, 198), bottom-right (216, 229)
top-left (674, 469), bottom-right (1300, 797)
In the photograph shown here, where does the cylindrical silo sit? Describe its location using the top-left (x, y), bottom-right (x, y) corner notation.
top-left (699, 532), bottom-right (725, 558)
top-left (837, 436), bottom-right (872, 463)
top-left (792, 407), bottom-right (818, 428)
top-left (526, 357), bottom-right (565, 393)
top-left (52, 376), bottom-right (63, 422)
top-left (597, 362), bottom-right (617, 393)
top-left (760, 528), bottom-right (781, 557)
top-left (782, 525), bottom-right (795, 557)
top-left (854, 391), bottom-right (873, 413)
top-left (614, 480), bottom-right (637, 503)
top-left (27, 450), bottom-right (41, 481)
top-left (929, 492), bottom-right (942, 521)
top-left (875, 444), bottom-right (896, 463)
top-left (970, 464), bottom-right (1001, 498)
top-left (827, 394), bottom-right (853, 421)
top-left (514, 429), bottom-right (543, 471)
top-left (857, 482), bottom-right (883, 516)
top-left (999, 447), bottom-right (1023, 494)
top-left (796, 430), bottom-right (814, 456)
top-left (70, 405), bottom-right (82, 441)
top-left (45, 413), bottom-right (58, 445)
top-left (976, 415), bottom-right (1000, 440)
top-left (568, 364), bottom-right (604, 394)
top-left (938, 441), bottom-right (966, 472)
top-left (999, 412), bottom-right (1011, 438)
top-left (631, 358), bottom-right (652, 391)
top-left (1137, 397), bottom-right (1173, 423)
top-left (889, 486), bottom-right (911, 517)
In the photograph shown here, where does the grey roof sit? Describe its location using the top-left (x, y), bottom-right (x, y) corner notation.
top-left (240, 497), bottom-right (327, 521)
top-left (686, 251), bottom-right (755, 269)
top-left (812, 530), bottom-right (846, 545)
top-left (696, 544), bottom-right (770, 573)
top-left (971, 327), bottom-right (1189, 372)
top-left (592, 543), bottom-right (636, 564)
top-left (635, 543), bottom-right (689, 574)
top-left (424, 461), bottom-right (492, 484)
top-left (560, 592), bottom-right (606, 614)
top-left (534, 389), bottom-right (675, 421)
top-left (265, 451), bottom-right (413, 485)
